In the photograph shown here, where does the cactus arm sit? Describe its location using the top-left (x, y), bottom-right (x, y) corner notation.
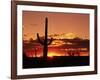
top-left (37, 33), bottom-right (44, 45)
top-left (48, 38), bottom-right (53, 45)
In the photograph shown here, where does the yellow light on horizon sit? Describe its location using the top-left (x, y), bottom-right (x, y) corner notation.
top-left (48, 52), bottom-right (61, 57)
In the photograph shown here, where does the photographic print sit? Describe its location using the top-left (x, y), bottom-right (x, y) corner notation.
top-left (23, 11), bottom-right (90, 68)
top-left (11, 1), bottom-right (97, 79)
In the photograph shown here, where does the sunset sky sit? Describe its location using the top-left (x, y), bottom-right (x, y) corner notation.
top-left (23, 11), bottom-right (90, 57)
top-left (22, 11), bottom-right (89, 40)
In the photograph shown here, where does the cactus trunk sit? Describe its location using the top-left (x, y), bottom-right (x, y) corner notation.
top-left (34, 48), bottom-right (37, 57)
top-left (43, 18), bottom-right (48, 61)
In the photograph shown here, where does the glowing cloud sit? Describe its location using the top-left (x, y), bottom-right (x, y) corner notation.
top-left (49, 33), bottom-right (78, 39)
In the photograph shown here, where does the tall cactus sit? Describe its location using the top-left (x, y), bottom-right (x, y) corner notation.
top-left (37, 17), bottom-right (53, 61)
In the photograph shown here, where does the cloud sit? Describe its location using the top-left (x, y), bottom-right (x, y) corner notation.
top-left (49, 33), bottom-right (78, 39)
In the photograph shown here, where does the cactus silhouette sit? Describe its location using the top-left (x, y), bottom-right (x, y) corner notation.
top-left (34, 48), bottom-right (37, 57)
top-left (37, 17), bottom-right (53, 61)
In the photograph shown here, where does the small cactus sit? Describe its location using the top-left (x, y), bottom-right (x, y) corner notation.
top-left (37, 17), bottom-right (53, 61)
top-left (34, 48), bottom-right (37, 57)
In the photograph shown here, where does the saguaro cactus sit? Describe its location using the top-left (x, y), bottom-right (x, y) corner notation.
top-left (37, 17), bottom-right (53, 61)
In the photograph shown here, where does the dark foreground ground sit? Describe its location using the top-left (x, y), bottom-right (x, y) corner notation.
top-left (23, 56), bottom-right (89, 69)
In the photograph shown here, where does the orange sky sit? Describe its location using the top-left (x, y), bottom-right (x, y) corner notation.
top-left (23, 11), bottom-right (89, 40)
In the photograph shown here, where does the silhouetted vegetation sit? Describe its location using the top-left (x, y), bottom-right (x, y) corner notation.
top-left (23, 56), bottom-right (89, 68)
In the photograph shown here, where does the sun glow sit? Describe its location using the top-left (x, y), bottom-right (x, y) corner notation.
top-left (48, 52), bottom-right (60, 57)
